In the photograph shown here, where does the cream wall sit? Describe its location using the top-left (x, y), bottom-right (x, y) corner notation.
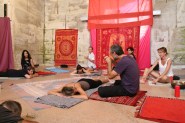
top-left (39, 0), bottom-right (185, 66)
top-left (0, 0), bottom-right (45, 68)
top-left (0, 0), bottom-right (3, 16)
top-left (44, 0), bottom-right (90, 66)
top-left (152, 0), bottom-right (185, 64)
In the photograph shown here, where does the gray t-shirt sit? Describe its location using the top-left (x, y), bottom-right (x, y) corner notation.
top-left (114, 55), bottom-right (139, 94)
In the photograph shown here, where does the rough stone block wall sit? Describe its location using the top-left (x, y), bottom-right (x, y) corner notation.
top-left (152, 0), bottom-right (185, 65)
top-left (0, 0), bottom-right (3, 17)
top-left (1, 0), bottom-right (45, 68)
top-left (1, 0), bottom-right (185, 68)
top-left (44, 0), bottom-right (90, 66)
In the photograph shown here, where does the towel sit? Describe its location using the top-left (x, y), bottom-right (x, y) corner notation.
top-left (35, 88), bottom-right (98, 108)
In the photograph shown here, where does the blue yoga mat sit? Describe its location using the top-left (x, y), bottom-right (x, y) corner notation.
top-left (45, 67), bottom-right (69, 73)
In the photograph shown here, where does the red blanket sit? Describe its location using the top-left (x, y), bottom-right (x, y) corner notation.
top-left (136, 96), bottom-right (185, 123)
top-left (37, 71), bottom-right (56, 76)
top-left (55, 29), bottom-right (78, 66)
top-left (89, 91), bottom-right (146, 106)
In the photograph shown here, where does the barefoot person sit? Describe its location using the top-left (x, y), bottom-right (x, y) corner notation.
top-left (140, 47), bottom-right (173, 84)
top-left (84, 46), bottom-right (96, 71)
top-left (98, 44), bottom-right (139, 97)
top-left (70, 64), bottom-right (92, 75)
top-left (48, 78), bottom-right (109, 99)
top-left (0, 67), bottom-right (38, 79)
top-left (21, 50), bottom-right (35, 71)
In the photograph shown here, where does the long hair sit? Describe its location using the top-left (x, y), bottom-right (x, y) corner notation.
top-left (1, 100), bottom-right (22, 116)
top-left (21, 50), bottom-right (32, 65)
top-left (127, 47), bottom-right (136, 59)
top-left (61, 87), bottom-right (75, 96)
top-left (76, 64), bottom-right (86, 74)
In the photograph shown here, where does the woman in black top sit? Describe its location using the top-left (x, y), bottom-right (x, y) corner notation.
top-left (0, 67), bottom-right (38, 79)
top-left (48, 78), bottom-right (109, 99)
top-left (70, 64), bottom-right (94, 75)
top-left (21, 50), bottom-right (35, 70)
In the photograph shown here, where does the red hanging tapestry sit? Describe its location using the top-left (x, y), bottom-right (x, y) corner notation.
top-left (96, 27), bottom-right (140, 69)
top-left (55, 29), bottom-right (78, 66)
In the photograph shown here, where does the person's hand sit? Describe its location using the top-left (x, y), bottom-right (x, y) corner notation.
top-left (33, 73), bottom-right (39, 77)
top-left (104, 56), bottom-right (111, 64)
top-left (84, 56), bottom-right (88, 59)
top-left (153, 77), bottom-right (160, 84)
top-left (56, 93), bottom-right (64, 97)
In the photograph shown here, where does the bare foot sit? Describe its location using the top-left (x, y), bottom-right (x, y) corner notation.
top-left (140, 78), bottom-right (147, 84)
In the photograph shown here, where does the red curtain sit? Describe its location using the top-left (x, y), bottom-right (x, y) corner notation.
top-left (138, 26), bottom-right (151, 69)
top-left (88, 0), bottom-right (153, 29)
top-left (96, 27), bottom-right (140, 69)
top-left (89, 0), bottom-right (153, 69)
top-left (0, 17), bottom-right (14, 72)
top-left (55, 29), bottom-right (78, 66)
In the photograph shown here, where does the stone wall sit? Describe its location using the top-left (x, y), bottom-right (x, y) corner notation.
top-left (0, 0), bottom-right (3, 17)
top-left (152, 0), bottom-right (185, 64)
top-left (1, 0), bottom-right (185, 68)
top-left (44, 0), bottom-right (90, 66)
top-left (1, 0), bottom-right (45, 68)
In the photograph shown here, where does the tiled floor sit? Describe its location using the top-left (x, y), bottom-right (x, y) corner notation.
top-left (0, 67), bottom-right (185, 123)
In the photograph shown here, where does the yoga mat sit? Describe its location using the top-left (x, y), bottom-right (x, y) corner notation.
top-left (37, 71), bottom-right (56, 76)
top-left (0, 77), bottom-right (23, 80)
top-left (11, 77), bottom-right (84, 110)
top-left (45, 67), bottom-right (69, 73)
top-left (135, 96), bottom-right (185, 123)
top-left (89, 90), bottom-right (147, 106)
top-left (35, 88), bottom-right (98, 108)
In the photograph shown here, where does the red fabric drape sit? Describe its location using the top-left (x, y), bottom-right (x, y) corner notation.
top-left (138, 26), bottom-right (151, 69)
top-left (0, 17), bottom-right (14, 72)
top-left (88, 0), bottom-right (153, 29)
top-left (55, 29), bottom-right (78, 66)
top-left (96, 27), bottom-right (140, 69)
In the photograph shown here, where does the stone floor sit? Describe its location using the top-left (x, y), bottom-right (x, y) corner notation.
top-left (0, 67), bottom-right (185, 123)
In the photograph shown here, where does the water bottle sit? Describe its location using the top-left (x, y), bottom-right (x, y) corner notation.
top-left (175, 85), bottom-right (180, 97)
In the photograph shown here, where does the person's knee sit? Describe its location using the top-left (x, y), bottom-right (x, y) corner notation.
top-left (98, 87), bottom-right (107, 97)
top-left (160, 76), bottom-right (170, 83)
top-left (163, 76), bottom-right (168, 80)
top-left (145, 68), bottom-right (149, 72)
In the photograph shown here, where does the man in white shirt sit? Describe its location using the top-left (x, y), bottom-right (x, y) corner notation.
top-left (84, 46), bottom-right (96, 70)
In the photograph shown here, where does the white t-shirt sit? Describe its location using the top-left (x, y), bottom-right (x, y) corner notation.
top-left (87, 52), bottom-right (96, 69)
top-left (159, 58), bottom-right (173, 77)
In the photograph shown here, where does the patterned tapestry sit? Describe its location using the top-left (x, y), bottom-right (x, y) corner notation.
top-left (55, 29), bottom-right (78, 66)
top-left (96, 27), bottom-right (140, 69)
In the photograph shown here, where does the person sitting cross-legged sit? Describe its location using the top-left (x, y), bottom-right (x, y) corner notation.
top-left (98, 44), bottom-right (140, 97)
